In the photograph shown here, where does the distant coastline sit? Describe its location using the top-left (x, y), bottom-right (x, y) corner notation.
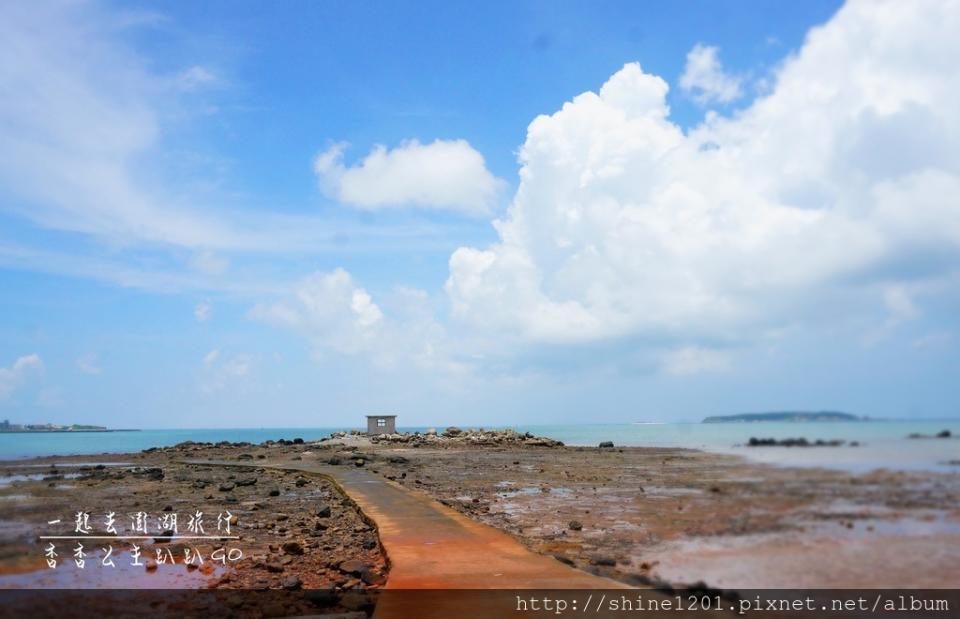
top-left (0, 420), bottom-right (139, 433)
top-left (0, 429), bottom-right (140, 433)
top-left (702, 411), bottom-right (862, 423)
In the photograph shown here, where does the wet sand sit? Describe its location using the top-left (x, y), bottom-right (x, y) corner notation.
top-left (2, 436), bottom-right (959, 597)
top-left (0, 442), bottom-right (386, 615)
top-left (365, 443), bottom-right (960, 590)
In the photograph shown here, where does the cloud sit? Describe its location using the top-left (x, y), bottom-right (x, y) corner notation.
top-left (662, 347), bottom-right (732, 376)
top-left (189, 251), bottom-right (230, 275)
top-left (200, 348), bottom-right (252, 393)
top-left (445, 0), bottom-right (960, 365)
top-left (679, 43), bottom-right (743, 105)
top-left (176, 65), bottom-right (217, 91)
top-left (251, 268), bottom-right (384, 356)
top-left (76, 353), bottom-right (102, 375)
top-left (194, 301), bottom-right (213, 322)
top-left (0, 1), bottom-right (243, 249)
top-left (250, 268), bottom-right (466, 372)
top-left (0, 353), bottom-right (44, 400)
top-left (0, 1), bottom-right (458, 265)
top-left (314, 139), bottom-right (505, 216)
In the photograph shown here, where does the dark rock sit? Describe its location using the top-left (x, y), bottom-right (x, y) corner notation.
top-left (598, 441), bottom-right (614, 449)
top-left (295, 477), bottom-right (308, 487)
top-left (237, 453), bottom-right (254, 460)
top-left (360, 567), bottom-right (386, 585)
top-left (553, 554), bottom-right (575, 566)
top-left (568, 520), bottom-right (583, 531)
top-left (143, 468), bottom-right (164, 480)
top-left (268, 487), bottom-right (280, 497)
top-left (338, 559), bottom-right (368, 575)
top-left (590, 555), bottom-right (617, 566)
top-left (341, 592), bottom-right (374, 613)
top-left (747, 437), bottom-right (846, 447)
top-left (281, 541), bottom-right (303, 555)
top-left (305, 588), bottom-right (339, 607)
top-left (316, 505), bottom-right (332, 518)
top-left (235, 477), bottom-right (257, 487)
top-left (218, 482), bottom-right (236, 492)
top-left (281, 575), bottom-right (302, 590)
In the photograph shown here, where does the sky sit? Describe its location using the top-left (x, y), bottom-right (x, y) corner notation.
top-left (1, 0), bottom-right (958, 428)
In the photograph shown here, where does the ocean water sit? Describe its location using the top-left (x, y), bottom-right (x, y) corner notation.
top-left (0, 421), bottom-right (957, 473)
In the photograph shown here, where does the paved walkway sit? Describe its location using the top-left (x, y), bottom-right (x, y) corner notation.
top-left (187, 458), bottom-right (628, 589)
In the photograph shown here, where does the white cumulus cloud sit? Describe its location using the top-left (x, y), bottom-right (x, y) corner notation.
top-left (0, 353), bottom-right (44, 399)
top-left (194, 301), bottom-right (213, 322)
top-left (250, 268), bottom-right (385, 356)
top-left (76, 353), bottom-right (102, 375)
top-left (679, 43), bottom-right (743, 105)
top-left (445, 0), bottom-right (960, 365)
top-left (250, 268), bottom-right (466, 372)
top-left (314, 139), bottom-right (505, 216)
top-left (200, 348), bottom-right (252, 394)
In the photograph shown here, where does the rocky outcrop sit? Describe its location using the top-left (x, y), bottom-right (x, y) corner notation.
top-left (326, 428), bottom-right (563, 448)
top-left (908, 429), bottom-right (952, 439)
top-left (746, 437), bottom-right (850, 447)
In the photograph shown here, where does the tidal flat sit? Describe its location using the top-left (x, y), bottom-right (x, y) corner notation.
top-left (1, 430), bottom-right (958, 607)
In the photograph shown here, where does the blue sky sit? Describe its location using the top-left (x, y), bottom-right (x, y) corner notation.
top-left (1, 0), bottom-right (958, 428)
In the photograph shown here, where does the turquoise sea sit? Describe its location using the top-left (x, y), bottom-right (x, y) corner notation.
top-left (0, 421), bottom-right (957, 473)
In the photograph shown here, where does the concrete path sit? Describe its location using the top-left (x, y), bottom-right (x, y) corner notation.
top-left (187, 458), bottom-right (628, 589)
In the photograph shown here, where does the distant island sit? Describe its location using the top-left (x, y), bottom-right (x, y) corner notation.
top-left (0, 420), bottom-right (138, 433)
top-left (702, 411), bottom-right (863, 423)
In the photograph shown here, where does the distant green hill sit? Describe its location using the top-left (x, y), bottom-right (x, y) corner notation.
top-left (702, 411), bottom-right (862, 423)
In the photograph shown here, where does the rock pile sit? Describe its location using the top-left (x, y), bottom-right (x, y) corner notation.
top-left (327, 428), bottom-right (563, 448)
